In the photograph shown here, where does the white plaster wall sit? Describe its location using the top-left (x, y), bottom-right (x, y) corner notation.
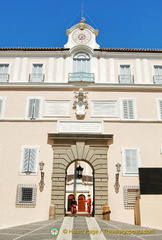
top-left (2, 53), bottom-right (162, 84)
top-left (140, 195), bottom-right (162, 230)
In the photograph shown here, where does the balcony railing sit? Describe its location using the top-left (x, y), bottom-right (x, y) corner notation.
top-left (118, 75), bottom-right (134, 84)
top-left (68, 72), bottom-right (94, 82)
top-left (0, 73), bottom-right (9, 82)
top-left (153, 75), bottom-right (162, 84)
top-left (29, 73), bottom-right (44, 82)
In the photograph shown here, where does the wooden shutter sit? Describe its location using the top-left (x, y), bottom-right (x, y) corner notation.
top-left (125, 149), bottom-right (138, 174)
top-left (123, 100), bottom-right (134, 119)
top-left (28, 98), bottom-right (40, 119)
top-left (22, 148), bottom-right (37, 173)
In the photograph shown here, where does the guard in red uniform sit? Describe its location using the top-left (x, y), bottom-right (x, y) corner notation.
top-left (86, 194), bottom-right (92, 217)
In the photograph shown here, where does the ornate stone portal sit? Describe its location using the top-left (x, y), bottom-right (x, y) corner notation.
top-left (48, 133), bottom-right (113, 217)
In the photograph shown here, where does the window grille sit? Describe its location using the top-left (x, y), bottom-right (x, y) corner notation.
top-left (124, 186), bottom-right (139, 209)
top-left (16, 184), bottom-right (37, 207)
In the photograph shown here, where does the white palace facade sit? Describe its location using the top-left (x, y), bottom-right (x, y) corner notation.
top-left (1, 19), bottom-right (162, 229)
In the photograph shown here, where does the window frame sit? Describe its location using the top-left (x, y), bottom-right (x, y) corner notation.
top-left (0, 64), bottom-right (9, 82)
top-left (19, 146), bottom-right (40, 175)
top-left (0, 97), bottom-right (6, 119)
top-left (123, 186), bottom-right (140, 209)
top-left (153, 65), bottom-right (162, 84)
top-left (118, 64), bottom-right (134, 84)
top-left (25, 97), bottom-right (43, 120)
top-left (122, 148), bottom-right (140, 176)
top-left (29, 63), bottom-right (44, 82)
top-left (73, 52), bottom-right (90, 73)
top-left (120, 98), bottom-right (136, 120)
top-left (156, 98), bottom-right (162, 120)
top-left (16, 184), bottom-right (37, 207)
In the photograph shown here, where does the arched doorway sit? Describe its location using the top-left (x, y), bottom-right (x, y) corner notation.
top-left (48, 133), bottom-right (113, 218)
top-left (65, 160), bottom-right (93, 215)
top-left (78, 194), bottom-right (86, 212)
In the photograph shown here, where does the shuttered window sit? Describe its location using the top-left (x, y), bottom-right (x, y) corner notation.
top-left (0, 99), bottom-right (2, 118)
top-left (27, 98), bottom-right (40, 119)
top-left (122, 99), bottom-right (135, 119)
top-left (73, 53), bottom-right (90, 73)
top-left (154, 66), bottom-right (162, 84)
top-left (120, 65), bottom-right (131, 75)
top-left (122, 148), bottom-right (140, 175)
top-left (158, 99), bottom-right (162, 120)
top-left (21, 147), bottom-right (38, 174)
top-left (119, 65), bottom-right (133, 83)
top-left (0, 64), bottom-right (9, 82)
top-left (0, 98), bottom-right (6, 118)
top-left (30, 64), bottom-right (44, 82)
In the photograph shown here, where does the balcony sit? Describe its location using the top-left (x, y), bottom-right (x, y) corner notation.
top-left (153, 75), bottom-right (162, 84)
top-left (118, 75), bottom-right (134, 84)
top-left (29, 73), bottom-right (44, 82)
top-left (68, 72), bottom-right (94, 82)
top-left (0, 73), bottom-right (9, 82)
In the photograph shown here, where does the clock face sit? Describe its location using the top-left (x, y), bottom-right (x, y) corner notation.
top-left (72, 29), bottom-right (91, 44)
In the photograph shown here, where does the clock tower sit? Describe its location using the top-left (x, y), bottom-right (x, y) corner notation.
top-left (64, 18), bottom-right (100, 49)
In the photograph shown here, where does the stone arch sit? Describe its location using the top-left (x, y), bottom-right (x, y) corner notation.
top-left (48, 133), bottom-right (113, 217)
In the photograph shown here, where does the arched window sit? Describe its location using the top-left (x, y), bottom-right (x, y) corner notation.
top-left (73, 52), bottom-right (90, 73)
top-left (69, 52), bottom-right (94, 82)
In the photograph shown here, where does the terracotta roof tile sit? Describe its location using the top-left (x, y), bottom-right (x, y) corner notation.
top-left (0, 47), bottom-right (162, 53)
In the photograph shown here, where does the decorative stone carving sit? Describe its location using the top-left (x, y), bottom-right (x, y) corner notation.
top-left (73, 88), bottom-right (88, 117)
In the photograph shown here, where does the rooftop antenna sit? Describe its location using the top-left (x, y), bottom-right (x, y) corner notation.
top-left (81, 3), bottom-right (86, 22)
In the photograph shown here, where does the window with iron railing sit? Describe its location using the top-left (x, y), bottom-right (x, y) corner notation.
top-left (154, 66), bottom-right (162, 84)
top-left (0, 64), bottom-right (9, 82)
top-left (68, 72), bottom-right (94, 82)
top-left (119, 65), bottom-right (133, 84)
top-left (69, 52), bottom-right (94, 82)
top-left (29, 64), bottom-right (44, 82)
top-left (118, 75), bottom-right (134, 84)
top-left (29, 73), bottom-right (45, 82)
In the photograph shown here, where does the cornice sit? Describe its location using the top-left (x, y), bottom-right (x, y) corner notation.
top-left (0, 82), bottom-right (162, 92)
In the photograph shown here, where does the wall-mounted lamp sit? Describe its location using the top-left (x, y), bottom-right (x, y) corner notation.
top-left (39, 161), bottom-right (45, 192)
top-left (114, 163), bottom-right (121, 193)
top-left (116, 163), bottom-right (121, 172)
top-left (76, 165), bottom-right (84, 179)
top-left (39, 161), bottom-right (45, 171)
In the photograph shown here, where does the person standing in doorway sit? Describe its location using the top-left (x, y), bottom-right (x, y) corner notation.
top-left (86, 194), bottom-right (92, 217)
top-left (71, 197), bottom-right (77, 217)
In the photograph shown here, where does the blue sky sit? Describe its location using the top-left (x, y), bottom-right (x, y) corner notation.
top-left (0, 0), bottom-right (162, 49)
